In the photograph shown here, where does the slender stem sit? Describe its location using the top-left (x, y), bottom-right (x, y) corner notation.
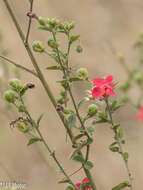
top-left (3, 2), bottom-right (97, 189)
top-left (25, 0), bottom-right (34, 44)
top-left (105, 98), bottom-right (133, 190)
top-left (51, 32), bottom-right (97, 190)
top-left (19, 98), bottom-right (78, 190)
top-left (0, 55), bottom-right (38, 77)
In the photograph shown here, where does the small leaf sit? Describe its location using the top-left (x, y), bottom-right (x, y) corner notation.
top-left (112, 181), bottom-right (130, 190)
top-left (37, 113), bottom-right (44, 127)
top-left (84, 161), bottom-right (94, 170)
top-left (116, 127), bottom-right (124, 139)
top-left (77, 98), bottom-right (87, 109)
top-left (46, 65), bottom-right (61, 70)
top-left (109, 142), bottom-right (119, 152)
top-left (69, 35), bottom-right (80, 43)
top-left (67, 113), bottom-right (76, 128)
top-left (69, 77), bottom-right (82, 82)
top-left (87, 126), bottom-right (96, 136)
top-left (27, 137), bottom-right (42, 146)
top-left (72, 154), bottom-right (85, 163)
top-left (58, 178), bottom-right (70, 184)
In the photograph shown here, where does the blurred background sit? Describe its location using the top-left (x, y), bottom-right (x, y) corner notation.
top-left (0, 0), bottom-right (143, 189)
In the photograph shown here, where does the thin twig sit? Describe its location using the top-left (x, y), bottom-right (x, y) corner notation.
top-left (0, 55), bottom-right (38, 77)
top-left (25, 0), bottom-right (34, 45)
top-left (105, 98), bottom-right (133, 190)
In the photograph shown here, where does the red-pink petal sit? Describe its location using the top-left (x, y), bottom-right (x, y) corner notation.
top-left (82, 177), bottom-right (90, 184)
top-left (105, 75), bottom-right (113, 83)
top-left (91, 87), bottom-right (104, 98)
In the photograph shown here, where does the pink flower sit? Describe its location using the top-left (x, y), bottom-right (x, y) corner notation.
top-left (137, 106), bottom-right (143, 121)
top-left (76, 178), bottom-right (92, 190)
top-left (91, 75), bottom-right (115, 98)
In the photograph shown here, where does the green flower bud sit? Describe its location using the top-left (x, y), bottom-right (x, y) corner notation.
top-left (64, 22), bottom-right (75, 31)
top-left (60, 89), bottom-right (66, 97)
top-left (76, 68), bottom-right (88, 80)
top-left (18, 105), bottom-right (26, 112)
top-left (47, 38), bottom-right (59, 49)
top-left (32, 41), bottom-right (45, 53)
top-left (64, 108), bottom-right (71, 115)
top-left (9, 78), bottom-right (24, 93)
top-left (4, 90), bottom-right (16, 103)
top-left (38, 16), bottom-right (48, 26)
top-left (133, 71), bottom-right (143, 84)
top-left (57, 97), bottom-right (65, 105)
top-left (87, 104), bottom-right (97, 116)
top-left (76, 45), bottom-right (83, 53)
top-left (16, 121), bottom-right (29, 133)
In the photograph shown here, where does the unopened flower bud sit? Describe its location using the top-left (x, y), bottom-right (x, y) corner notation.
top-left (47, 38), bottom-right (59, 49)
top-left (16, 121), bottom-right (29, 133)
top-left (4, 90), bottom-right (16, 103)
top-left (18, 105), bottom-right (26, 113)
top-left (32, 41), bottom-right (45, 53)
top-left (9, 78), bottom-right (24, 93)
top-left (76, 68), bottom-right (88, 80)
top-left (87, 104), bottom-right (97, 116)
top-left (38, 16), bottom-right (47, 26)
top-left (76, 45), bottom-right (83, 53)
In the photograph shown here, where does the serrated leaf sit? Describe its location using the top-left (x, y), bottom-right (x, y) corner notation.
top-left (84, 161), bottom-right (94, 170)
top-left (112, 181), bottom-right (130, 190)
top-left (27, 137), bottom-right (42, 146)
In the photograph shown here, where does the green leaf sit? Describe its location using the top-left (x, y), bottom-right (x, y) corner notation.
top-left (116, 127), bottom-right (124, 139)
top-left (97, 112), bottom-right (108, 123)
top-left (77, 98), bottom-right (87, 109)
top-left (72, 154), bottom-right (85, 163)
top-left (46, 65), bottom-right (61, 70)
top-left (58, 179), bottom-right (70, 184)
top-left (27, 137), bottom-right (42, 146)
top-left (67, 113), bottom-right (76, 128)
top-left (69, 77), bottom-right (82, 82)
top-left (110, 100), bottom-right (121, 112)
top-left (87, 126), bottom-right (96, 136)
top-left (84, 161), bottom-right (94, 170)
top-left (69, 35), bottom-right (80, 43)
top-left (109, 142), bottom-right (119, 152)
top-left (112, 181), bottom-right (130, 190)
top-left (36, 113), bottom-right (44, 127)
